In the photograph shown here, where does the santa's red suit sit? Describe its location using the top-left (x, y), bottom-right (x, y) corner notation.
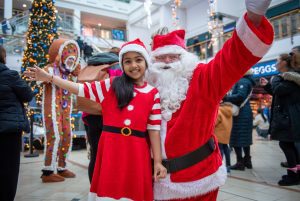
top-left (149, 13), bottom-right (274, 201)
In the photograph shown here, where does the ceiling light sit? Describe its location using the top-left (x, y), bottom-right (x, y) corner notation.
top-left (23, 4), bottom-right (27, 8)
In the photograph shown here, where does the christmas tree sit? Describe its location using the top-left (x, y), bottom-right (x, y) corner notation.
top-left (22, 0), bottom-right (58, 104)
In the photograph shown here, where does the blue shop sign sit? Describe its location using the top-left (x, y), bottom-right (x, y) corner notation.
top-left (251, 59), bottom-right (279, 78)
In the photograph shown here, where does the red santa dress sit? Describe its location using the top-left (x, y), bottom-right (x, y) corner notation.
top-left (151, 13), bottom-right (274, 201)
top-left (78, 78), bottom-right (161, 201)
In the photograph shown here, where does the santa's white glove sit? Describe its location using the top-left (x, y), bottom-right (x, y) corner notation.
top-left (246, 0), bottom-right (272, 15)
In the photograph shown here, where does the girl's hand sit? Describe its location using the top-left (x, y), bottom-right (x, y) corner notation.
top-left (153, 162), bottom-right (167, 182)
top-left (24, 65), bottom-right (51, 82)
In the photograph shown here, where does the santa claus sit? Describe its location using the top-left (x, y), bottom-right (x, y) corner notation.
top-left (146, 0), bottom-right (274, 200)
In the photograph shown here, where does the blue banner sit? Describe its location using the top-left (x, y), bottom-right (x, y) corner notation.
top-left (251, 59), bottom-right (279, 78)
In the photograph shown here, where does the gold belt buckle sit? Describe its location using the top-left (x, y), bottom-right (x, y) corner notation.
top-left (121, 127), bottom-right (132, 136)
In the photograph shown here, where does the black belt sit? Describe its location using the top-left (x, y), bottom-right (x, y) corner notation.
top-left (102, 125), bottom-right (146, 138)
top-left (162, 137), bottom-right (215, 173)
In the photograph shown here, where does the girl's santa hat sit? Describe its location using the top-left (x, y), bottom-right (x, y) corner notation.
top-left (151, 29), bottom-right (187, 57)
top-left (119, 39), bottom-right (150, 69)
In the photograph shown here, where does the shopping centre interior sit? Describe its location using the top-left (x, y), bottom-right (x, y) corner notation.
top-left (0, 0), bottom-right (300, 200)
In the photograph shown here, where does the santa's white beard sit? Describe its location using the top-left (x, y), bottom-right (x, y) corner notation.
top-left (146, 52), bottom-right (199, 120)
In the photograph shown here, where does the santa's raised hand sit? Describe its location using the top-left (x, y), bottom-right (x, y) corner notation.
top-left (246, 0), bottom-right (272, 15)
top-left (246, 0), bottom-right (272, 26)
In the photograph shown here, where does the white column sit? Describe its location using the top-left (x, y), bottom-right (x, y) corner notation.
top-left (4, 0), bottom-right (13, 19)
top-left (73, 9), bottom-right (81, 36)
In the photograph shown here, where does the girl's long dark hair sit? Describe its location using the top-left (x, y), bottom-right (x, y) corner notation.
top-left (112, 73), bottom-right (134, 109)
top-left (0, 46), bottom-right (6, 64)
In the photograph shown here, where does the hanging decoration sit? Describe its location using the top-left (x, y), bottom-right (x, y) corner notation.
top-left (171, 0), bottom-right (182, 29)
top-left (207, 0), bottom-right (223, 47)
top-left (144, 0), bottom-right (152, 29)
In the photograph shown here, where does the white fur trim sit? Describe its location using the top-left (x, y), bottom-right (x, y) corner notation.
top-left (154, 165), bottom-right (227, 200)
top-left (58, 39), bottom-right (80, 72)
top-left (119, 44), bottom-right (150, 69)
top-left (151, 45), bottom-right (187, 58)
top-left (236, 14), bottom-right (271, 58)
top-left (88, 193), bottom-right (133, 201)
top-left (135, 84), bottom-right (154, 93)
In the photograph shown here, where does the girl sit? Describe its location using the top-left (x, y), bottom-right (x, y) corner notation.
top-left (25, 39), bottom-right (167, 200)
top-left (253, 108), bottom-right (269, 139)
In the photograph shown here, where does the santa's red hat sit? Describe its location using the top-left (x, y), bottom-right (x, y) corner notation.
top-left (119, 39), bottom-right (150, 69)
top-left (151, 30), bottom-right (187, 57)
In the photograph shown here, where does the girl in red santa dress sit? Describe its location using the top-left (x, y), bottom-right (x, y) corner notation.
top-left (25, 39), bottom-right (167, 201)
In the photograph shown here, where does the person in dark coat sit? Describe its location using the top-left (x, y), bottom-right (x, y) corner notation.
top-left (83, 42), bottom-right (94, 61)
top-left (223, 70), bottom-right (255, 171)
top-left (0, 46), bottom-right (34, 201)
top-left (261, 53), bottom-right (300, 186)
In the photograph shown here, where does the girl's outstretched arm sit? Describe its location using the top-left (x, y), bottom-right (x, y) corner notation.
top-left (148, 130), bottom-right (167, 181)
top-left (24, 66), bottom-right (79, 95)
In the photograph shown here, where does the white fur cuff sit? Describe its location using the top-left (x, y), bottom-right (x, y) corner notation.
top-left (154, 165), bottom-right (227, 200)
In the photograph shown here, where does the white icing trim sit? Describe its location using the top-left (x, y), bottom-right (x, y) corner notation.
top-left (62, 95), bottom-right (73, 169)
top-left (58, 39), bottom-right (80, 72)
top-left (154, 165), bottom-right (227, 200)
top-left (236, 14), bottom-right (271, 58)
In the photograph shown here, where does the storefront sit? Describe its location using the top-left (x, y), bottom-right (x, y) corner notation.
top-left (250, 59), bottom-right (278, 114)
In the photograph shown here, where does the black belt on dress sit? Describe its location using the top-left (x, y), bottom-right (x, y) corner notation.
top-left (162, 137), bottom-right (215, 173)
top-left (102, 125), bottom-right (146, 138)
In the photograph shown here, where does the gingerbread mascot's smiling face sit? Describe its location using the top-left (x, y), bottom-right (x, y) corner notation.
top-left (48, 38), bottom-right (80, 74)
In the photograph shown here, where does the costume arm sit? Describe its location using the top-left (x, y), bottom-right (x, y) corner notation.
top-left (78, 78), bottom-right (111, 103)
top-left (200, 12), bottom-right (273, 103)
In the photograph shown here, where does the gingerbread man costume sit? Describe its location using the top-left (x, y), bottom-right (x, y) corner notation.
top-left (41, 39), bottom-right (81, 182)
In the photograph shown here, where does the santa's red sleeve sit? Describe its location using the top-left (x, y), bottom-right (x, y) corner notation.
top-left (197, 13), bottom-right (274, 102)
top-left (78, 78), bottom-right (112, 103)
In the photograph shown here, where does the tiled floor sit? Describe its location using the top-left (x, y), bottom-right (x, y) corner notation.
top-left (15, 134), bottom-right (300, 201)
